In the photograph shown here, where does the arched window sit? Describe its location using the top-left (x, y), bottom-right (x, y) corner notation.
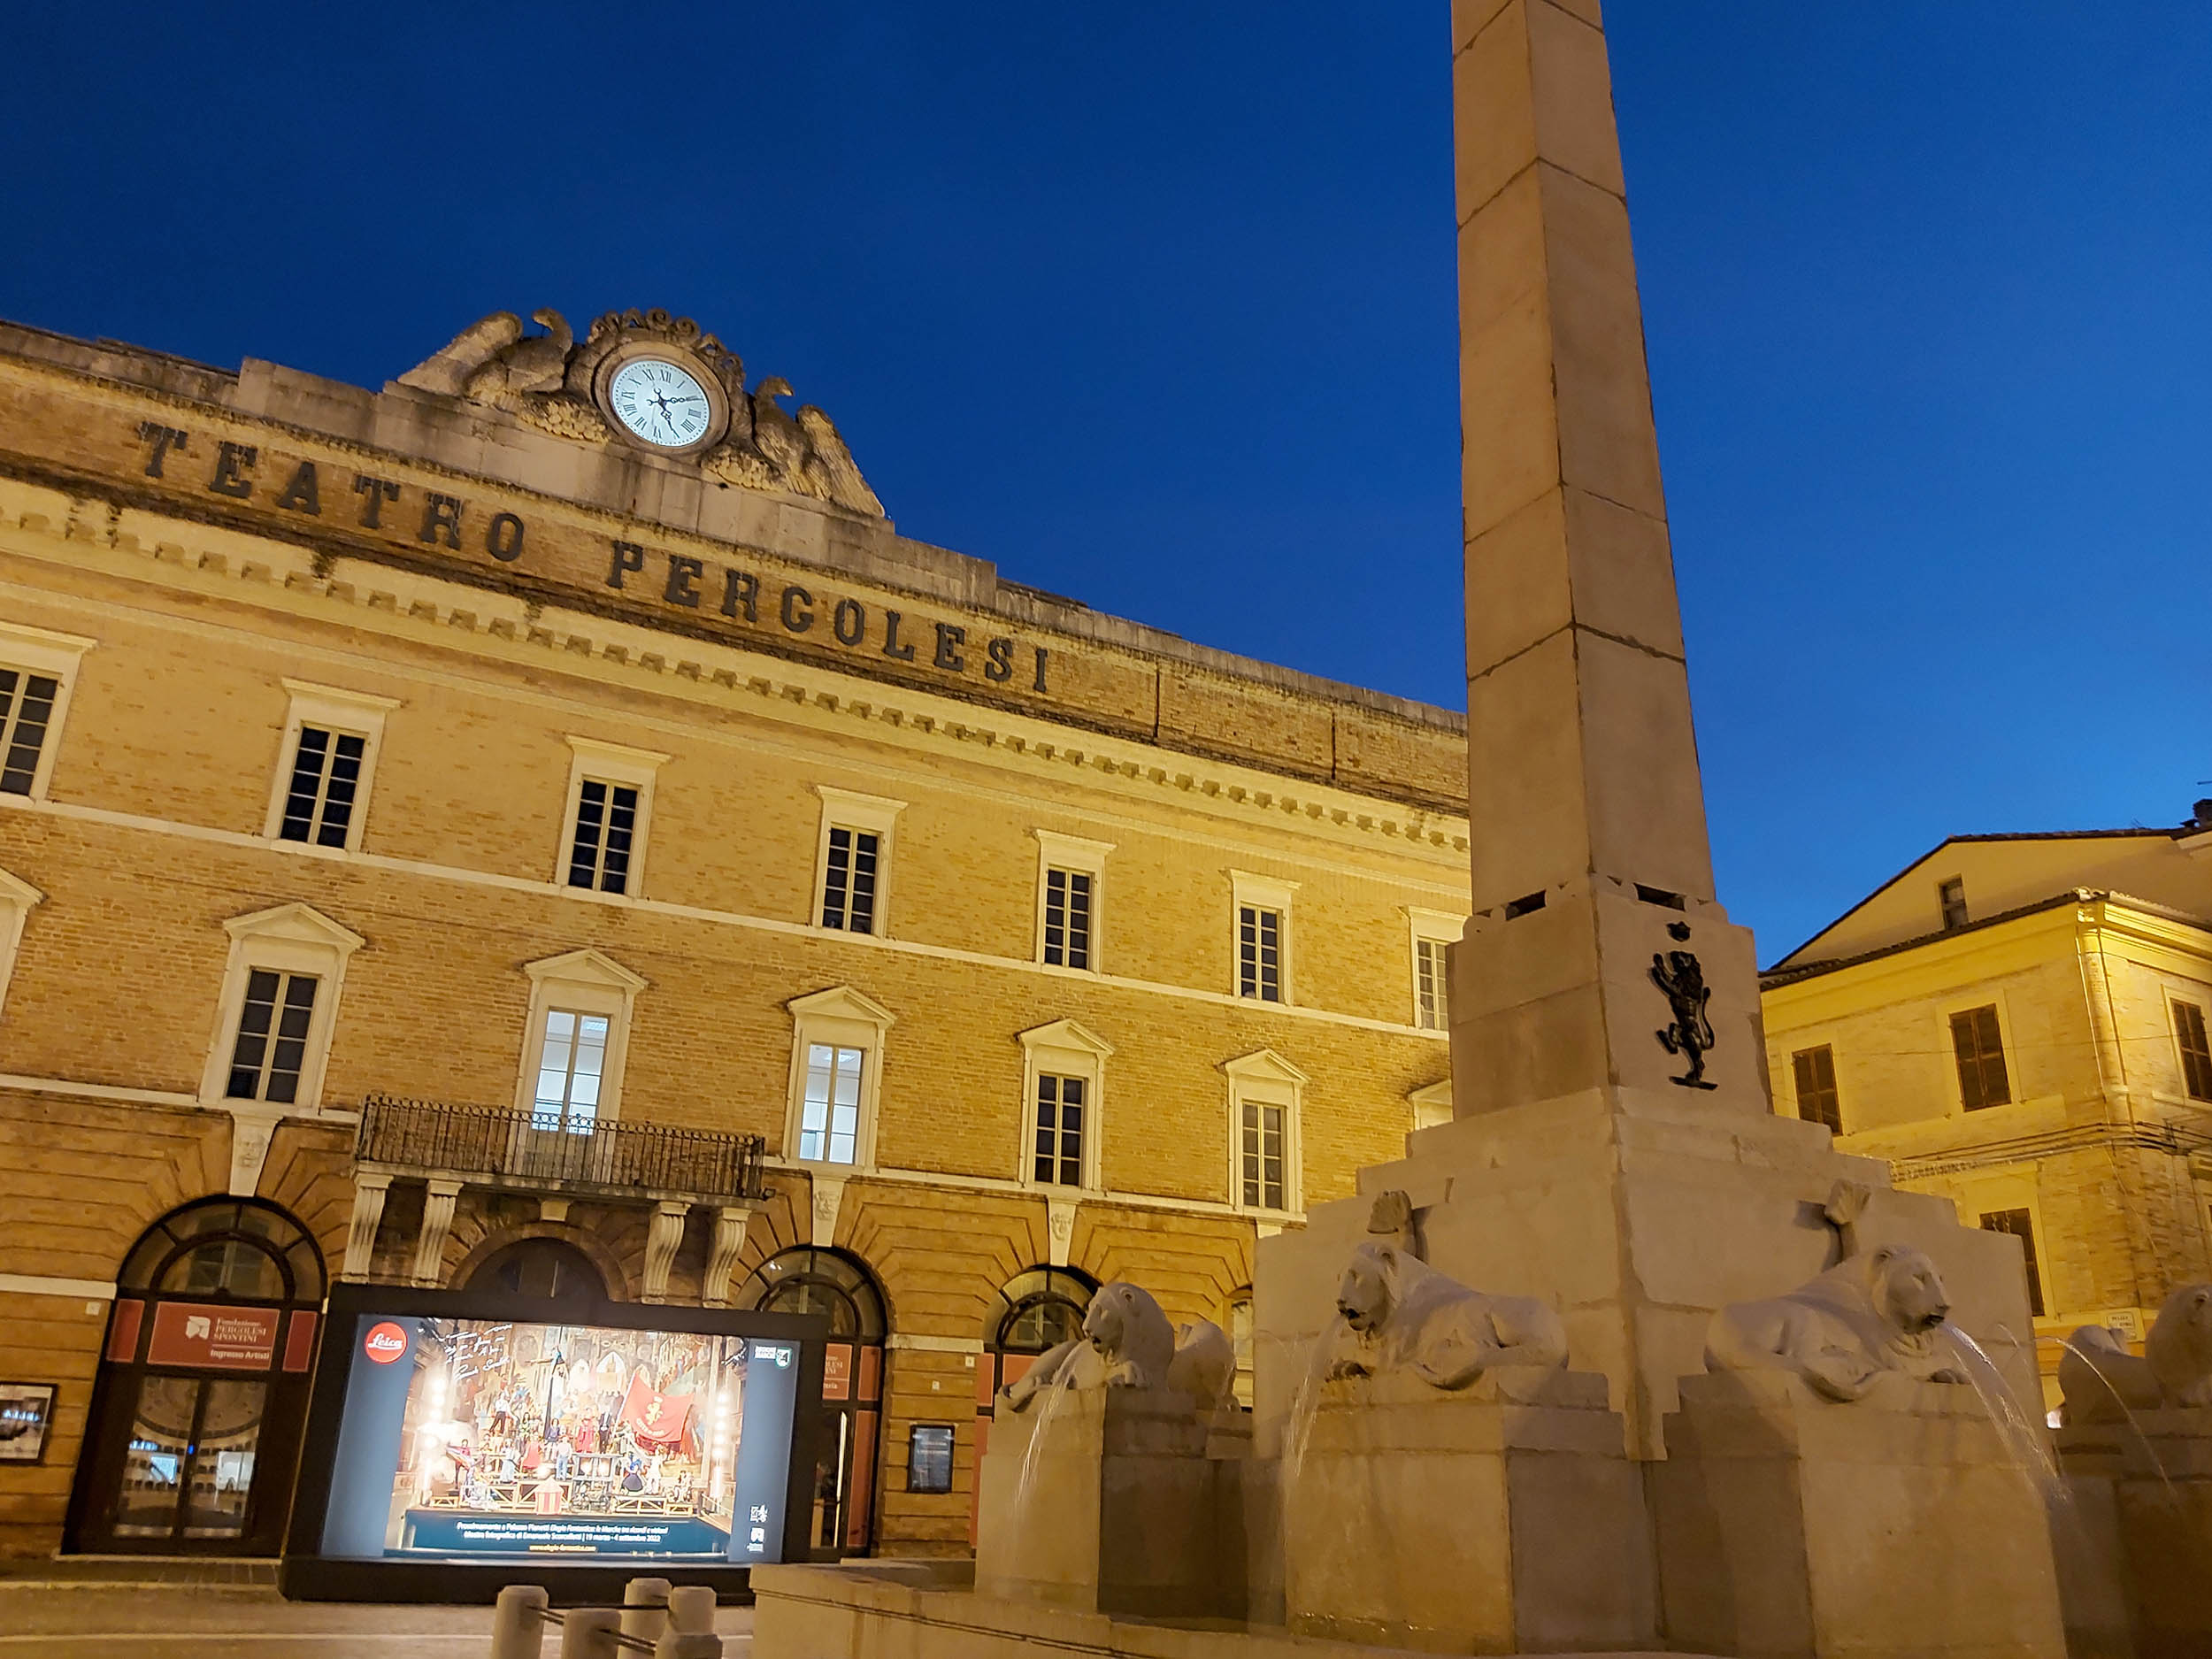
top-left (737, 1247), bottom-right (889, 1558)
top-left (73, 1199), bottom-right (325, 1557)
top-left (981, 1264), bottom-right (1097, 1355)
top-left (464, 1238), bottom-right (606, 1303)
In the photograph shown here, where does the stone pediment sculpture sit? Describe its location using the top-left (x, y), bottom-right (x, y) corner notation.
top-left (1325, 1240), bottom-right (1567, 1389)
top-left (1002, 1281), bottom-right (1237, 1417)
top-left (1704, 1242), bottom-right (1970, 1402)
top-left (2059, 1281), bottom-right (2212, 1423)
top-left (397, 306), bottom-right (885, 519)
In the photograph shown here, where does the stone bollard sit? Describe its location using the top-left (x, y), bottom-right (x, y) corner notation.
top-left (620, 1578), bottom-right (672, 1652)
top-left (490, 1586), bottom-right (549, 1659)
top-left (665, 1586), bottom-right (718, 1634)
top-left (652, 1633), bottom-right (720, 1659)
top-left (558, 1608), bottom-right (623, 1659)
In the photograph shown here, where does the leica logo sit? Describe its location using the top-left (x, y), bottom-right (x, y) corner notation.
top-left (363, 1321), bottom-right (408, 1363)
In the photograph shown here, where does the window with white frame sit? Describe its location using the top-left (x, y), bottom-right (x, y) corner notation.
top-left (199, 903), bottom-right (364, 1113)
top-left (558, 737), bottom-right (667, 897)
top-left (1223, 1048), bottom-right (1306, 1216)
top-left (814, 787), bottom-right (904, 937)
top-left (1230, 872), bottom-right (1299, 1004)
top-left (785, 986), bottom-right (895, 1170)
top-left (0, 868), bottom-right (41, 1026)
top-left (0, 621), bottom-right (94, 801)
top-left (264, 680), bottom-right (398, 852)
top-left (1408, 1079), bottom-right (1454, 1133)
top-left (515, 949), bottom-right (645, 1131)
top-left (1018, 1018), bottom-right (1111, 1191)
top-left (1033, 830), bottom-right (1112, 971)
top-left (1407, 910), bottom-right (1463, 1032)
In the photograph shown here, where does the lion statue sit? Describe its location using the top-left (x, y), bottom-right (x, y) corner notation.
top-left (1002, 1280), bottom-right (1176, 1411)
top-left (1704, 1243), bottom-right (1968, 1402)
top-left (1166, 1318), bottom-right (1237, 1413)
top-left (2063, 1282), bottom-right (2212, 1422)
top-left (1325, 1241), bottom-right (1567, 1389)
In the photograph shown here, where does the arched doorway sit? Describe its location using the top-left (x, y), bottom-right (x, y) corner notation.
top-left (66, 1198), bottom-right (325, 1555)
top-left (465, 1237), bottom-right (608, 1303)
top-left (737, 1247), bottom-right (887, 1557)
top-left (971, 1264), bottom-right (1097, 1542)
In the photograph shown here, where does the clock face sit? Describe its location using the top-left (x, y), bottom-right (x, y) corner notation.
top-left (605, 357), bottom-right (715, 449)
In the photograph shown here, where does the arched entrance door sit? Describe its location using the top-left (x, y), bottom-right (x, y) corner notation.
top-left (66, 1199), bottom-right (325, 1555)
top-left (971, 1264), bottom-right (1097, 1542)
top-left (737, 1246), bottom-right (887, 1557)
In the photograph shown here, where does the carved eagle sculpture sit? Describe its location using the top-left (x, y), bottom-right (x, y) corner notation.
top-left (398, 307), bottom-right (573, 403)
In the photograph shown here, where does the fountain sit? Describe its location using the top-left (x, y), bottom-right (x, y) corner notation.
top-left (749, 5), bottom-right (2102, 1655)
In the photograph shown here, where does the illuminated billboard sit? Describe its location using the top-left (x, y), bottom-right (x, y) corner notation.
top-left (284, 1285), bottom-right (822, 1599)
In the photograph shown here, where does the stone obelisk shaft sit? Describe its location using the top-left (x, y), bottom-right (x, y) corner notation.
top-left (1450, 0), bottom-right (1767, 1117)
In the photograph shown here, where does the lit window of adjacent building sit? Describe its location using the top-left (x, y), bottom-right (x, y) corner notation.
top-left (1979, 1207), bottom-right (2047, 1317)
top-left (225, 970), bottom-right (319, 1103)
top-left (785, 986), bottom-right (895, 1171)
top-left (1033, 830), bottom-right (1112, 972)
top-left (557, 738), bottom-right (666, 899)
top-left (1224, 1048), bottom-right (1306, 1217)
top-left (1938, 876), bottom-right (1969, 932)
top-left (2174, 1000), bottom-right (2212, 1103)
top-left (264, 681), bottom-right (397, 852)
top-left (0, 868), bottom-right (40, 1025)
top-left (198, 902), bottom-right (364, 1114)
top-left (1018, 1019), bottom-right (1110, 1192)
top-left (0, 622), bottom-right (94, 801)
top-left (515, 949), bottom-right (643, 1130)
top-left (1230, 872), bottom-right (1298, 1004)
top-left (1407, 910), bottom-right (1462, 1032)
top-left (1791, 1045), bottom-right (1843, 1133)
top-left (1949, 1003), bottom-right (2011, 1111)
top-left (1225, 1286), bottom-right (1255, 1408)
top-left (814, 787), bottom-right (905, 939)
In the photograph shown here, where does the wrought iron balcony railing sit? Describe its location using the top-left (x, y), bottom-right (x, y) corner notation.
top-left (356, 1094), bottom-right (769, 1206)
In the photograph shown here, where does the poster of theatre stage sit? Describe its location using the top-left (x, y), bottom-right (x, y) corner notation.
top-left (0, 1384), bottom-right (55, 1463)
top-left (316, 1311), bottom-right (803, 1564)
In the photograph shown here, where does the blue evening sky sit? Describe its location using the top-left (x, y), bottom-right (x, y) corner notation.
top-left (3, 4), bottom-right (2204, 961)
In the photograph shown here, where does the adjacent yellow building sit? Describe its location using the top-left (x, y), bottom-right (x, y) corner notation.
top-left (1761, 821), bottom-right (2212, 1407)
top-left (0, 308), bottom-right (1471, 1560)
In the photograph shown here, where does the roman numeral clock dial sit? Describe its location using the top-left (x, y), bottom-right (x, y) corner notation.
top-left (605, 357), bottom-right (714, 449)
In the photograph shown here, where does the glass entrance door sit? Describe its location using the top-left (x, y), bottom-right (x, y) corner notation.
top-left (111, 1375), bottom-right (267, 1542)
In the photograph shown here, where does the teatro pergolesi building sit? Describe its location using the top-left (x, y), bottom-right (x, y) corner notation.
top-left (0, 306), bottom-right (1471, 1561)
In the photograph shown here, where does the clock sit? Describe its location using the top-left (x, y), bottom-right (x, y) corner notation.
top-left (603, 356), bottom-right (718, 450)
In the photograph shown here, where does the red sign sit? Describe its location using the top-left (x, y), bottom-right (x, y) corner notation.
top-left (363, 1321), bottom-right (409, 1364)
top-left (145, 1302), bottom-right (280, 1371)
top-left (823, 1344), bottom-right (852, 1402)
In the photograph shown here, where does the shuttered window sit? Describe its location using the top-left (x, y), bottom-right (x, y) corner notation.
top-left (1978, 1208), bottom-right (2046, 1317)
top-left (1791, 1045), bottom-right (1843, 1133)
top-left (1950, 1005), bottom-right (2011, 1111)
top-left (2174, 1001), bottom-right (2212, 1102)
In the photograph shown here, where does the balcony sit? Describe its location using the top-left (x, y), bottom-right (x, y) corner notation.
top-left (355, 1094), bottom-right (770, 1208)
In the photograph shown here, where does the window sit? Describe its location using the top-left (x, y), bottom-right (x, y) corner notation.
top-left (0, 621), bottom-right (93, 801)
top-left (1949, 1004), bottom-right (2012, 1111)
top-left (225, 970), bottom-right (319, 1103)
top-left (1229, 872), bottom-right (1298, 1004)
top-left (532, 1009), bottom-right (610, 1131)
top-left (814, 787), bottom-right (905, 938)
top-left (1407, 910), bottom-right (1463, 1032)
top-left (1223, 1048), bottom-right (1306, 1217)
top-left (2175, 1000), bottom-right (2212, 1102)
top-left (1791, 1045), bottom-right (1843, 1133)
top-left (0, 867), bottom-right (42, 1025)
top-left (198, 903), bottom-right (363, 1113)
top-left (262, 681), bottom-right (397, 852)
top-left (557, 737), bottom-right (666, 898)
top-left (1938, 877), bottom-right (1969, 932)
top-left (1017, 1019), bottom-right (1110, 1192)
top-left (1408, 1080), bottom-right (1454, 1133)
top-left (1979, 1208), bottom-right (2046, 1317)
top-left (785, 986), bottom-right (895, 1171)
top-left (1225, 1288), bottom-right (1255, 1409)
top-left (1033, 1075), bottom-right (1086, 1186)
top-left (515, 949), bottom-right (645, 1127)
top-left (1033, 830), bottom-right (1112, 971)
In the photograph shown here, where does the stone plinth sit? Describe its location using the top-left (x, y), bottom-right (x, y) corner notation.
top-left (972, 1386), bottom-right (1243, 1621)
top-left (2057, 1409), bottom-right (2212, 1659)
top-left (1284, 1366), bottom-right (1655, 1655)
top-left (1655, 1371), bottom-right (2066, 1659)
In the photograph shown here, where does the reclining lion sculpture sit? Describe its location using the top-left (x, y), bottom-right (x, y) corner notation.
top-left (1704, 1243), bottom-right (1968, 1402)
top-left (1325, 1241), bottom-right (1567, 1389)
top-left (2059, 1281), bottom-right (2212, 1423)
top-left (1002, 1281), bottom-right (1233, 1414)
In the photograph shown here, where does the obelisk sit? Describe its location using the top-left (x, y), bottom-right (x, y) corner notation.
top-left (1450, 0), bottom-right (1769, 1118)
